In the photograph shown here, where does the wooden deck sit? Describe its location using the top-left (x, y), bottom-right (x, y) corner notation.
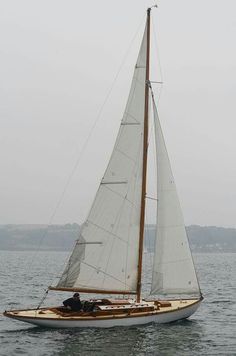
top-left (5, 299), bottom-right (199, 321)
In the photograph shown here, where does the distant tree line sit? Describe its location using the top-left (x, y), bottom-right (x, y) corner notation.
top-left (0, 224), bottom-right (235, 252)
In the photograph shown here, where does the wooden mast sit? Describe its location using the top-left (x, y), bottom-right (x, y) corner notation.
top-left (136, 8), bottom-right (151, 303)
top-left (50, 9), bottom-right (152, 301)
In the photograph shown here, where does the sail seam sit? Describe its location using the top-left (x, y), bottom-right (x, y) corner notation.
top-left (116, 148), bottom-right (139, 163)
top-left (56, 23), bottom-right (149, 293)
top-left (153, 257), bottom-right (194, 266)
top-left (121, 122), bottom-right (141, 126)
top-left (157, 224), bottom-right (186, 229)
top-left (86, 220), bottom-right (130, 245)
top-left (150, 90), bottom-right (200, 297)
top-left (79, 261), bottom-right (135, 289)
top-left (100, 186), bottom-right (131, 289)
top-left (82, 58), bottom-right (145, 289)
top-left (102, 184), bottom-right (139, 209)
top-left (123, 112), bottom-right (140, 124)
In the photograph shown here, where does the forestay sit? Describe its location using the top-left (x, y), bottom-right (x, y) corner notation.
top-left (150, 96), bottom-right (200, 296)
top-left (56, 25), bottom-right (148, 293)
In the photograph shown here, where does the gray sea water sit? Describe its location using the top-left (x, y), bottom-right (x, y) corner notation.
top-left (0, 251), bottom-right (235, 356)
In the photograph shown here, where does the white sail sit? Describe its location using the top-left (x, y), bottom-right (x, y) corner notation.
top-left (150, 96), bottom-right (200, 296)
top-left (56, 25), bottom-right (148, 293)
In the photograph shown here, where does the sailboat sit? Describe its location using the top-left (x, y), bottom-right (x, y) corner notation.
top-left (4, 7), bottom-right (203, 328)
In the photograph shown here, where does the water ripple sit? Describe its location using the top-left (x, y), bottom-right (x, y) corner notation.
top-left (0, 252), bottom-right (236, 356)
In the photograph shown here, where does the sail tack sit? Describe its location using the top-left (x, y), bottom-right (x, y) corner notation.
top-left (150, 97), bottom-right (200, 296)
top-left (56, 25), bottom-right (148, 293)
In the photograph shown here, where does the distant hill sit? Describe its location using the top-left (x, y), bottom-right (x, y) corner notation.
top-left (144, 225), bottom-right (236, 253)
top-left (0, 224), bottom-right (235, 252)
top-left (0, 224), bottom-right (79, 251)
top-left (187, 225), bottom-right (236, 252)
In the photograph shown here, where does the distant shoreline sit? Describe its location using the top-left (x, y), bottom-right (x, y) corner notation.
top-left (1, 250), bottom-right (235, 254)
top-left (0, 224), bottom-right (236, 253)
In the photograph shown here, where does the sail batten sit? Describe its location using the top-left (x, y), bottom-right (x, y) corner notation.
top-left (55, 25), bottom-right (148, 293)
top-left (4, 9), bottom-right (203, 330)
top-left (54, 14), bottom-right (201, 299)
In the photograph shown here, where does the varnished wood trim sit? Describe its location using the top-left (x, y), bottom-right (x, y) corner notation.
top-left (4, 298), bottom-right (202, 322)
top-left (48, 286), bottom-right (137, 295)
top-left (137, 7), bottom-right (151, 303)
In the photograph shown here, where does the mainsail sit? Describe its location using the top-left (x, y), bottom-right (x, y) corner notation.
top-left (56, 25), bottom-right (148, 293)
top-left (4, 9), bottom-right (203, 331)
top-left (150, 95), bottom-right (200, 296)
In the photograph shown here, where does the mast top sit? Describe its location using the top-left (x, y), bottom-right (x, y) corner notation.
top-left (147, 4), bottom-right (158, 13)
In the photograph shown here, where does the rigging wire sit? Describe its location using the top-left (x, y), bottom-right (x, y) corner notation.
top-left (37, 289), bottom-right (48, 309)
top-left (146, 14), bottom-right (164, 161)
top-left (152, 17), bottom-right (164, 85)
top-left (26, 12), bottom-right (163, 304)
top-left (48, 15), bottom-right (158, 294)
top-left (26, 14), bottom-right (148, 299)
top-left (28, 12), bottom-right (157, 273)
top-left (148, 16), bottom-right (164, 106)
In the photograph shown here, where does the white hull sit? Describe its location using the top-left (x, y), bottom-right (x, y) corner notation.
top-left (4, 299), bottom-right (202, 328)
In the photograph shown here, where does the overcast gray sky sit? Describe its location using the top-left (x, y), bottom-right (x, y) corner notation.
top-left (0, 0), bottom-right (235, 227)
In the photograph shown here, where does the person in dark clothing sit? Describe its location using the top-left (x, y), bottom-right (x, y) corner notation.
top-left (63, 293), bottom-right (82, 312)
